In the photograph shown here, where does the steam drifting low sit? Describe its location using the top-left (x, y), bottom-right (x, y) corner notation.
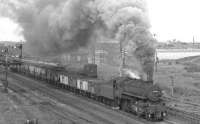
top-left (6, 0), bottom-right (156, 80)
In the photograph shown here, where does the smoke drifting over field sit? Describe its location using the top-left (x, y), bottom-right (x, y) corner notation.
top-left (6, 0), bottom-right (155, 79)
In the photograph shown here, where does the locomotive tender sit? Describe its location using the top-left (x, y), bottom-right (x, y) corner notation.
top-left (10, 60), bottom-right (166, 121)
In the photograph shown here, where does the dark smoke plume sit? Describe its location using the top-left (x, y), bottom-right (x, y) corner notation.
top-left (7, 0), bottom-right (100, 55)
top-left (5, 0), bottom-right (156, 79)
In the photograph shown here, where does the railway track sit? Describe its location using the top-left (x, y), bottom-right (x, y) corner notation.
top-left (6, 72), bottom-right (150, 124)
top-left (8, 75), bottom-right (115, 124)
top-left (163, 96), bottom-right (200, 124)
top-left (8, 82), bottom-right (94, 124)
top-left (166, 106), bottom-right (200, 124)
top-left (5, 71), bottom-right (191, 124)
top-left (164, 96), bottom-right (200, 108)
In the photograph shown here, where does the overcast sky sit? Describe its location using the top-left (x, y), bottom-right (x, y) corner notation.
top-left (0, 0), bottom-right (200, 42)
top-left (0, 17), bottom-right (24, 42)
top-left (147, 0), bottom-right (200, 42)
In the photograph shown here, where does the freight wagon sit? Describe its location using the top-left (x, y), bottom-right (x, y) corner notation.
top-left (10, 60), bottom-right (167, 121)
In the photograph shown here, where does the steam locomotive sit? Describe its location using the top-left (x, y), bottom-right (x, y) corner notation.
top-left (9, 59), bottom-right (166, 121)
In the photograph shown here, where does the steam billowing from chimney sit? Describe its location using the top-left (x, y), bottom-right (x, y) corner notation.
top-left (6, 0), bottom-right (155, 80)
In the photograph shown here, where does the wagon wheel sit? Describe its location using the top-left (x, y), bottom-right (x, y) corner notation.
top-left (120, 100), bottom-right (128, 112)
top-left (135, 107), bottom-right (140, 117)
top-left (145, 113), bottom-right (150, 120)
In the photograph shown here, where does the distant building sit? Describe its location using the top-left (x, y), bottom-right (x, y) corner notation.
top-left (61, 49), bottom-right (89, 65)
top-left (60, 42), bottom-right (120, 66)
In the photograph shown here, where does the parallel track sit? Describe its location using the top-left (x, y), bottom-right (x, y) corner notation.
top-left (163, 97), bottom-right (200, 123)
top-left (164, 96), bottom-right (200, 108)
top-left (8, 74), bottom-right (115, 124)
top-left (8, 82), bottom-right (94, 124)
top-left (166, 106), bottom-right (200, 124)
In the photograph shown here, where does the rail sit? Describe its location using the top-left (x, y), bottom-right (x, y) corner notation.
top-left (163, 96), bottom-right (200, 107)
top-left (167, 106), bottom-right (200, 124)
top-left (163, 96), bottom-right (200, 123)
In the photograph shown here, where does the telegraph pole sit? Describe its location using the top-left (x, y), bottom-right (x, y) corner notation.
top-left (155, 47), bottom-right (159, 72)
top-left (119, 25), bottom-right (126, 76)
top-left (19, 43), bottom-right (23, 59)
top-left (92, 44), bottom-right (96, 64)
top-left (193, 36), bottom-right (195, 48)
top-left (153, 33), bottom-right (158, 83)
top-left (4, 47), bottom-right (8, 93)
top-left (170, 76), bottom-right (174, 97)
top-left (119, 38), bottom-right (123, 76)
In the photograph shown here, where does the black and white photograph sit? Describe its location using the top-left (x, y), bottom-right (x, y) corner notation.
top-left (0, 0), bottom-right (199, 124)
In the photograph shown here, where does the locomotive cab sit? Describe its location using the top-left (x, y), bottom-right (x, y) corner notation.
top-left (113, 77), bottom-right (166, 121)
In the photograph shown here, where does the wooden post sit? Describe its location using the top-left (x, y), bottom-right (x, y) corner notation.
top-left (155, 50), bottom-right (159, 72)
top-left (170, 76), bottom-right (174, 97)
top-left (119, 40), bottom-right (123, 76)
top-left (113, 80), bottom-right (119, 109)
top-left (122, 49), bottom-right (126, 68)
top-left (4, 47), bottom-right (8, 93)
top-left (19, 43), bottom-right (23, 59)
top-left (92, 44), bottom-right (96, 64)
top-left (119, 25), bottom-right (126, 76)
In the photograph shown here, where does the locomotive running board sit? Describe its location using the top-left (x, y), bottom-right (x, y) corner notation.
top-left (122, 92), bottom-right (146, 100)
